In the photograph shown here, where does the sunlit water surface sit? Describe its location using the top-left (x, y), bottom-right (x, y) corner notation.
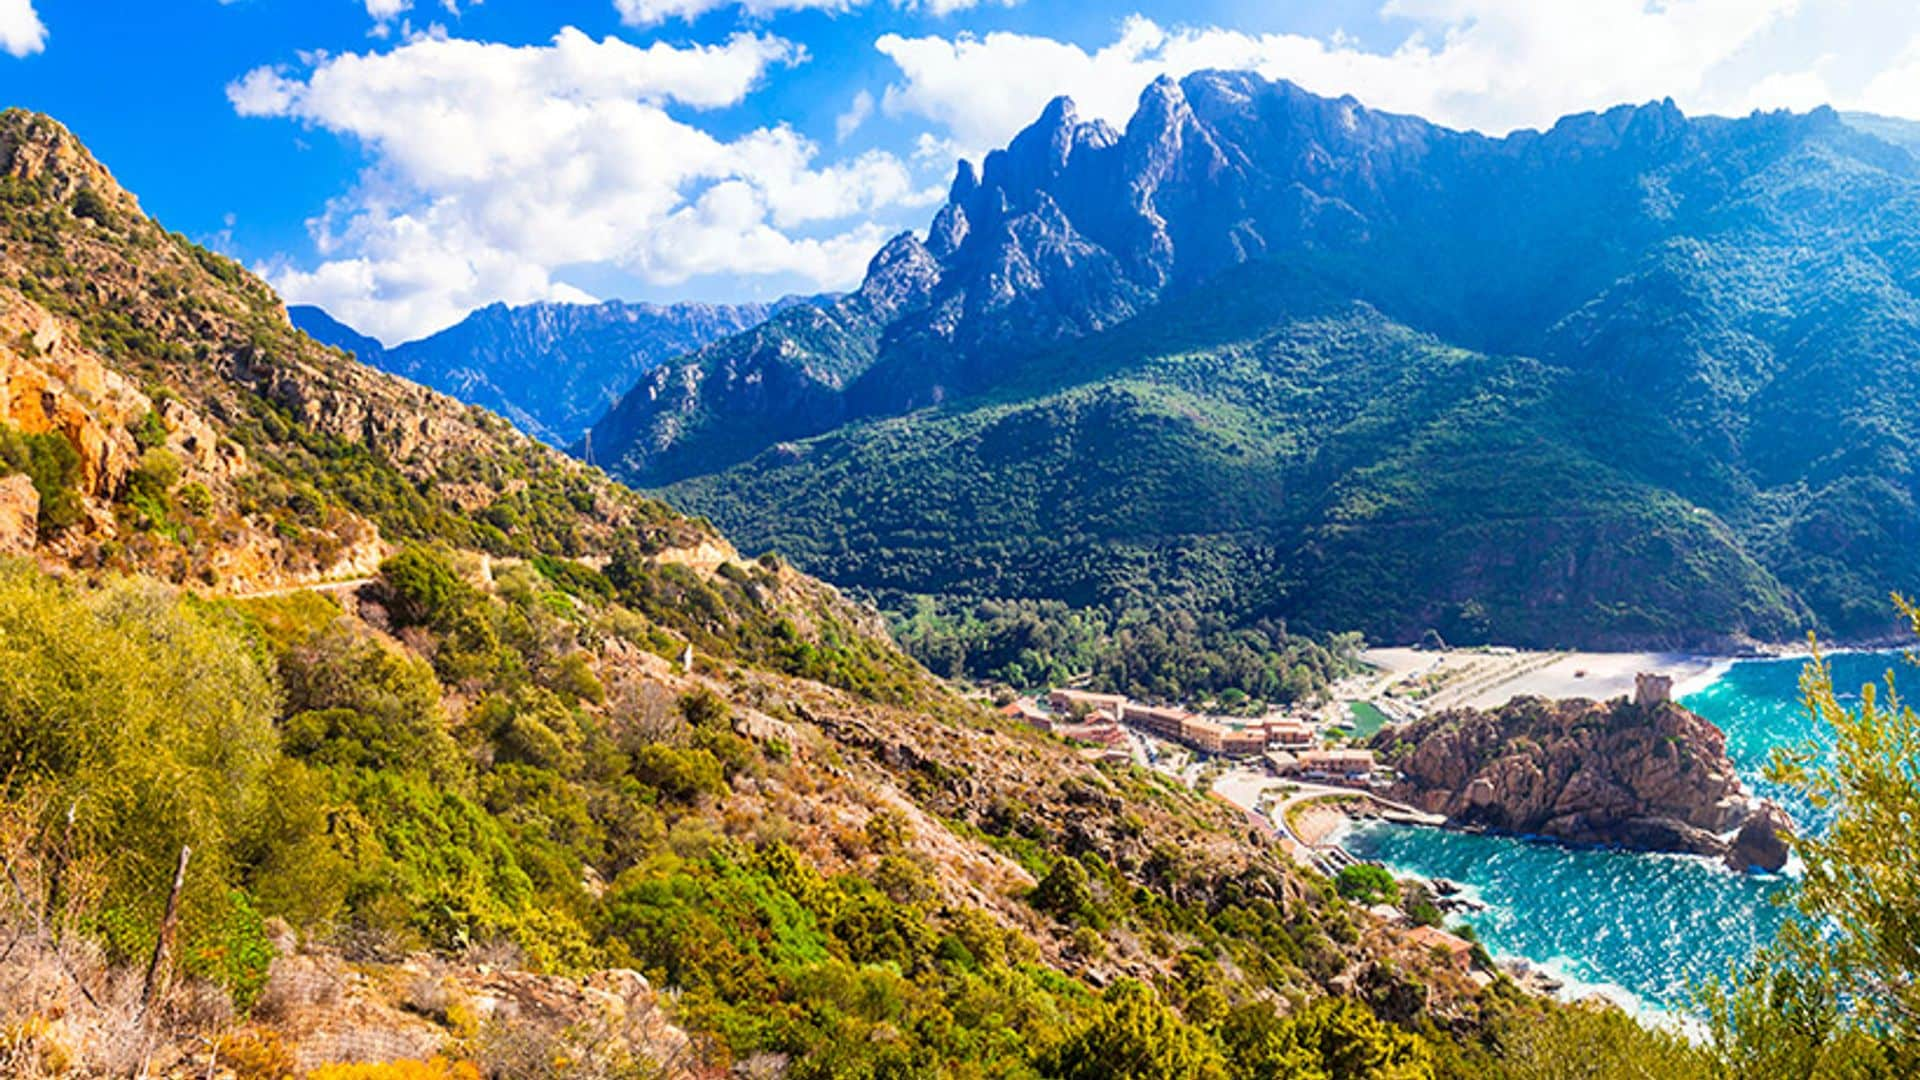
top-left (1342, 650), bottom-right (1901, 1013)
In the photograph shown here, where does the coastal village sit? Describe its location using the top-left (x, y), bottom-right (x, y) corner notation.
top-left (1000, 646), bottom-right (1726, 998)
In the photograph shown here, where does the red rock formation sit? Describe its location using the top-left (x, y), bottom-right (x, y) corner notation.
top-left (1373, 696), bottom-right (1793, 871)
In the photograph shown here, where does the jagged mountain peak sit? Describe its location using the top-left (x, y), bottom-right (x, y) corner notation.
top-left (580, 69), bottom-right (1920, 652)
top-left (586, 72), bottom-right (1920, 493)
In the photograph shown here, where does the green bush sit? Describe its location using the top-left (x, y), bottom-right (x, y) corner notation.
top-left (631, 743), bottom-right (726, 803)
top-left (1044, 979), bottom-right (1227, 1080)
top-left (0, 422), bottom-right (84, 529)
top-left (182, 889), bottom-right (277, 1012)
top-left (0, 563), bottom-right (279, 950)
top-left (380, 546), bottom-right (468, 629)
top-left (1334, 864), bottom-right (1399, 905)
top-left (1032, 857), bottom-right (1094, 924)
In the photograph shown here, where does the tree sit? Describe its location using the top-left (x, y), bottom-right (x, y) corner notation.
top-left (1032, 856), bottom-right (1093, 924)
top-left (1705, 603), bottom-right (1920, 1074)
top-left (1493, 1001), bottom-right (1706, 1080)
top-left (1044, 980), bottom-right (1228, 1080)
top-left (1217, 997), bottom-right (1433, 1080)
top-left (1335, 864), bottom-right (1399, 906)
top-left (380, 546), bottom-right (467, 629)
top-left (1773, 630), bottom-right (1920, 1046)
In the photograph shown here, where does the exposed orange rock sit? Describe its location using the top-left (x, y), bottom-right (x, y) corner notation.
top-left (0, 473), bottom-right (35, 554)
top-left (1375, 695), bottom-right (1794, 871)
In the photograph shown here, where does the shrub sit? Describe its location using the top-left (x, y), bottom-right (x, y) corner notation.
top-left (631, 744), bottom-right (726, 803)
top-left (69, 187), bottom-right (113, 226)
top-left (0, 564), bottom-right (279, 950)
top-left (182, 889), bottom-right (277, 1012)
top-left (306, 1058), bottom-right (482, 1080)
top-left (1334, 864), bottom-right (1399, 905)
top-left (380, 546), bottom-right (467, 630)
top-left (0, 423), bottom-right (84, 529)
top-left (1032, 857), bottom-right (1094, 924)
top-left (1044, 980), bottom-right (1227, 1080)
top-left (132, 409), bottom-right (168, 452)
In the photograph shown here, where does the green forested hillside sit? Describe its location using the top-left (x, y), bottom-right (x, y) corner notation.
top-left (593, 79), bottom-right (1920, 654)
top-left (666, 259), bottom-right (1810, 651)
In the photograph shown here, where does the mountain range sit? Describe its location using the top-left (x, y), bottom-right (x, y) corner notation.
top-left (564, 71), bottom-right (1920, 650)
top-left (292, 296), bottom-right (794, 446)
top-left (0, 87), bottom-right (1894, 1073)
top-left (1, 105), bottom-right (1479, 1072)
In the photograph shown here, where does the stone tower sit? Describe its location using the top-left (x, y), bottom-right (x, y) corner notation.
top-left (1634, 672), bottom-right (1673, 707)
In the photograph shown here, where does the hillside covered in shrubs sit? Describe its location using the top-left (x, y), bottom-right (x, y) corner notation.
top-left (0, 108), bottom-right (1897, 1078)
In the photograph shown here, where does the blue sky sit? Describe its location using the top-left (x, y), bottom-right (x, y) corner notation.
top-left (6, 0), bottom-right (1920, 343)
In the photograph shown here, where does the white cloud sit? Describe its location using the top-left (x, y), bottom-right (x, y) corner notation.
top-left (836, 88), bottom-right (875, 142)
top-left (232, 28), bottom-right (932, 344)
top-left (613, 0), bottom-right (1011, 30)
top-left (615, 0), bottom-right (853, 27)
top-left (1856, 37), bottom-right (1920, 117)
top-left (877, 2), bottom-right (1810, 161)
top-left (0, 0), bottom-right (45, 58)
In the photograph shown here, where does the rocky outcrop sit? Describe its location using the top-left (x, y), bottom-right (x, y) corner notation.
top-left (1728, 801), bottom-right (1795, 873)
top-left (0, 473), bottom-right (36, 554)
top-left (0, 109), bottom-right (715, 592)
top-left (0, 307), bottom-right (146, 500)
top-left (1373, 695), bottom-right (1793, 872)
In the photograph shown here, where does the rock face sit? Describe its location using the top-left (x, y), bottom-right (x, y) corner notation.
top-left (1374, 696), bottom-right (1793, 872)
top-left (0, 473), bottom-right (36, 554)
top-left (0, 107), bottom-right (714, 592)
top-left (1728, 802), bottom-right (1795, 873)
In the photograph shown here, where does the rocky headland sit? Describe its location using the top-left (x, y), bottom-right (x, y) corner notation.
top-left (1369, 687), bottom-right (1793, 872)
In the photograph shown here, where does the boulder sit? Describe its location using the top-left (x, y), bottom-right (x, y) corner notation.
top-left (1726, 801), bottom-right (1794, 873)
top-left (0, 473), bottom-right (36, 555)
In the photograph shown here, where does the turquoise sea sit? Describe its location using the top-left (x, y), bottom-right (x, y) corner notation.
top-left (1342, 650), bottom-right (1908, 1014)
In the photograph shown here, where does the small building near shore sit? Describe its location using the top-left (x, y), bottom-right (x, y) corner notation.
top-left (1050, 688), bottom-right (1128, 717)
top-left (1052, 721), bottom-right (1127, 748)
top-left (1000, 700), bottom-right (1050, 729)
top-left (1406, 925), bottom-right (1476, 972)
top-left (1262, 719), bottom-right (1317, 749)
top-left (1634, 672), bottom-right (1674, 707)
top-left (1289, 748), bottom-right (1377, 781)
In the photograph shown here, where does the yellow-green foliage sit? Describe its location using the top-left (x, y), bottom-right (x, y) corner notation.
top-left (0, 561), bottom-right (278, 961)
top-left (1043, 979), bottom-right (1228, 1080)
top-left (212, 1029), bottom-right (297, 1080)
top-left (1488, 1001), bottom-right (1706, 1080)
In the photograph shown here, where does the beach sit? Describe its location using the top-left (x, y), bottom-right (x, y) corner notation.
top-left (1289, 799), bottom-right (1353, 847)
top-left (1357, 647), bottom-right (1737, 711)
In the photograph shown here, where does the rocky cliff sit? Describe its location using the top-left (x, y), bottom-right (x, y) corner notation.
top-left (1372, 695), bottom-right (1793, 871)
top-left (0, 107), bottom-right (707, 592)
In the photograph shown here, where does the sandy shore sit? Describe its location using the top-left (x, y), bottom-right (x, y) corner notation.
top-left (1361, 647), bottom-right (1738, 710)
top-left (1289, 801), bottom-right (1353, 846)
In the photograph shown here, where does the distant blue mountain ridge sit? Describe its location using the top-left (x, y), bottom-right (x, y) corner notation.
top-left (291, 296), bottom-right (809, 446)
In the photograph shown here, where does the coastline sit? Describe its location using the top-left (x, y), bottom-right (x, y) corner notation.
top-left (1289, 799), bottom-right (1352, 847)
top-left (1341, 814), bottom-right (1716, 1035)
top-left (1358, 647), bottom-right (1745, 711)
